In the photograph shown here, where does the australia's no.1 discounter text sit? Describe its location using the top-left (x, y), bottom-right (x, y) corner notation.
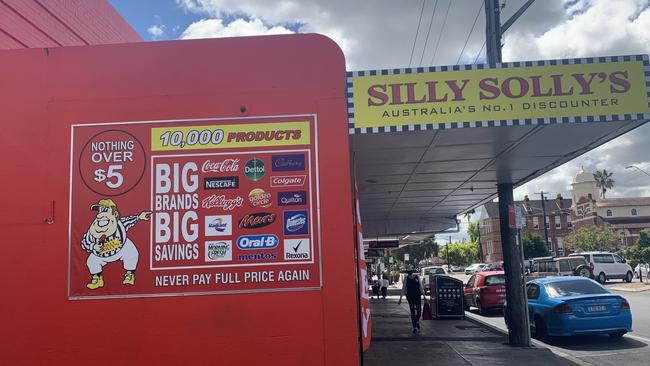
top-left (69, 118), bottom-right (321, 298)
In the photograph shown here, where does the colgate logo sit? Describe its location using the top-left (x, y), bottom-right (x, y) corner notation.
top-left (202, 158), bottom-right (240, 173)
top-left (270, 175), bottom-right (306, 187)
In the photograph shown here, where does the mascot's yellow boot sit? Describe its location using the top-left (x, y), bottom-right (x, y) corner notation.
top-left (123, 271), bottom-right (135, 286)
top-left (86, 274), bottom-right (104, 290)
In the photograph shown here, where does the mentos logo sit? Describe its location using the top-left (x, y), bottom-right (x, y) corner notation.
top-left (278, 191), bottom-right (306, 206)
top-left (236, 235), bottom-right (279, 250)
top-left (272, 154), bottom-right (305, 171)
top-left (283, 210), bottom-right (308, 235)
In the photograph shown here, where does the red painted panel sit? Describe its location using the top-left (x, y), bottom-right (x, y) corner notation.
top-left (0, 1), bottom-right (58, 47)
top-left (4, 0), bottom-right (86, 46)
top-left (0, 29), bottom-right (25, 48)
top-left (0, 34), bottom-right (358, 365)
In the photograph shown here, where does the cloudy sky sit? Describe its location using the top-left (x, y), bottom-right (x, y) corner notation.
top-left (110, 0), bottom-right (650, 242)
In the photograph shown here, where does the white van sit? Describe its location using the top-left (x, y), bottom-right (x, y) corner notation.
top-left (569, 252), bottom-right (634, 283)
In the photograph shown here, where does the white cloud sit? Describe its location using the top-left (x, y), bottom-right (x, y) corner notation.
top-left (180, 17), bottom-right (293, 39)
top-left (147, 24), bottom-right (165, 40)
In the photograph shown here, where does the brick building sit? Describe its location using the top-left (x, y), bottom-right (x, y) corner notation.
top-left (479, 194), bottom-right (573, 262)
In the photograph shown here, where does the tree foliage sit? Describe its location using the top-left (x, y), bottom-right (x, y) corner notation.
top-left (627, 229), bottom-right (650, 266)
top-left (468, 221), bottom-right (480, 244)
top-left (564, 226), bottom-right (619, 252)
top-left (593, 170), bottom-right (614, 199)
top-left (521, 231), bottom-right (549, 259)
top-left (390, 239), bottom-right (439, 267)
top-left (442, 242), bottom-right (480, 266)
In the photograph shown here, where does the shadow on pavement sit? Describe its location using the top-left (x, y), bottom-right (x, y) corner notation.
top-left (543, 334), bottom-right (648, 351)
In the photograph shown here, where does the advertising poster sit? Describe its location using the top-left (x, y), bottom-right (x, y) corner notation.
top-left (68, 116), bottom-right (321, 299)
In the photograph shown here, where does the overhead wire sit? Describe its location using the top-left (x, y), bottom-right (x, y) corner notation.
top-left (418, 0), bottom-right (439, 67)
top-left (429, 0), bottom-right (453, 65)
top-left (456, 1), bottom-right (485, 65)
top-left (473, 41), bottom-right (486, 64)
top-left (408, 0), bottom-right (427, 67)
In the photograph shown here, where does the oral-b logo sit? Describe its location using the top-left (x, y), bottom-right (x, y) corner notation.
top-left (236, 235), bottom-right (279, 250)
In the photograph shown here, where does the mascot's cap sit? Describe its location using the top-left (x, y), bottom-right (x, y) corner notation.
top-left (90, 198), bottom-right (117, 211)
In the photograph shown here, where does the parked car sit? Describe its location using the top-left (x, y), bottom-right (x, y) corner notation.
top-left (465, 263), bottom-right (486, 275)
top-left (507, 277), bottom-right (632, 339)
top-left (481, 262), bottom-right (504, 272)
top-left (569, 252), bottom-right (634, 283)
top-left (527, 256), bottom-right (593, 280)
top-left (463, 271), bottom-right (506, 315)
top-left (450, 265), bottom-right (462, 272)
top-left (421, 266), bottom-right (446, 294)
top-left (634, 263), bottom-right (649, 279)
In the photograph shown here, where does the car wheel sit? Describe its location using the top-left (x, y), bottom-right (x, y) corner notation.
top-left (533, 316), bottom-right (548, 341)
top-left (477, 299), bottom-right (485, 316)
top-left (574, 265), bottom-right (591, 278)
top-left (598, 272), bottom-right (607, 284)
top-left (625, 271), bottom-right (633, 283)
top-left (464, 303), bottom-right (470, 312)
top-left (608, 331), bottom-right (626, 338)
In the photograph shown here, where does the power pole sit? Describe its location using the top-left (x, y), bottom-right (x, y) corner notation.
top-left (485, 0), bottom-right (535, 347)
top-left (539, 191), bottom-right (550, 254)
top-left (447, 236), bottom-right (451, 272)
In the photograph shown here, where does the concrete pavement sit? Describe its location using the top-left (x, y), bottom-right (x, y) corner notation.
top-left (364, 294), bottom-right (577, 366)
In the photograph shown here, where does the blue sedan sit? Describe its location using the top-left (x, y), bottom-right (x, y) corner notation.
top-left (525, 277), bottom-right (632, 339)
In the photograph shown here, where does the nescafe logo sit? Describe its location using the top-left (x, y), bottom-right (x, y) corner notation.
top-left (238, 212), bottom-right (276, 229)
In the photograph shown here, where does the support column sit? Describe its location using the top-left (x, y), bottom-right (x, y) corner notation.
top-left (497, 183), bottom-right (530, 347)
top-left (485, 0), bottom-right (502, 67)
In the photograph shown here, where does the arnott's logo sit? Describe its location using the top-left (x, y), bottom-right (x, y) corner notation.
top-left (239, 212), bottom-right (276, 229)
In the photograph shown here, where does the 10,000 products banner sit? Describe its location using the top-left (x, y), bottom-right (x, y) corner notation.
top-left (68, 116), bottom-right (321, 299)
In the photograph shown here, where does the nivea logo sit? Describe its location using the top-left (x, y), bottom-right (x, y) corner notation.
top-left (236, 235), bottom-right (279, 250)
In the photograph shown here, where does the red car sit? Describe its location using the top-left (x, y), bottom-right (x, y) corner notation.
top-left (464, 271), bottom-right (506, 315)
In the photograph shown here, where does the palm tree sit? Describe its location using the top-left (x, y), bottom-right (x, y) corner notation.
top-left (463, 208), bottom-right (476, 223)
top-left (593, 169), bottom-right (614, 199)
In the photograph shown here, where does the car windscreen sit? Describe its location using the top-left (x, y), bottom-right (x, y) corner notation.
top-left (545, 280), bottom-right (608, 298)
top-left (434, 268), bottom-right (445, 274)
top-left (484, 275), bottom-right (505, 286)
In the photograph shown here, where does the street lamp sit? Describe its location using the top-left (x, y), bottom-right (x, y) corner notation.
top-left (626, 165), bottom-right (650, 177)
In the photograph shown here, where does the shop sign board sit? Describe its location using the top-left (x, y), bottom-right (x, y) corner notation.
top-left (69, 116), bottom-right (321, 299)
top-left (347, 55), bottom-right (650, 133)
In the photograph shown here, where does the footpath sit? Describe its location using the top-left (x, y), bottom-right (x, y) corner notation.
top-left (364, 293), bottom-right (577, 366)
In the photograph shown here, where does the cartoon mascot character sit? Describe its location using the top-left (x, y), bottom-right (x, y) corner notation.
top-left (81, 199), bottom-right (151, 289)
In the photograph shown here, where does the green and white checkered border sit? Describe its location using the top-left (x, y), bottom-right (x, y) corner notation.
top-left (346, 54), bottom-right (650, 135)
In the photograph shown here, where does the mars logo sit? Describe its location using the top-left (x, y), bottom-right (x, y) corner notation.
top-left (238, 212), bottom-right (276, 229)
top-left (283, 210), bottom-right (308, 235)
top-left (272, 154), bottom-right (305, 171)
top-left (205, 241), bottom-right (232, 262)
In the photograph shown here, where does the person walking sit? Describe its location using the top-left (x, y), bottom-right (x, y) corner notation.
top-left (398, 268), bottom-right (426, 333)
top-left (380, 277), bottom-right (389, 299)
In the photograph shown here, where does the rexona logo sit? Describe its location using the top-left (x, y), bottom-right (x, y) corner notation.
top-left (270, 175), bottom-right (306, 187)
top-left (248, 188), bottom-right (272, 208)
top-left (205, 241), bottom-right (232, 262)
top-left (202, 158), bottom-right (240, 173)
top-left (238, 212), bottom-right (276, 229)
top-left (278, 191), bottom-right (306, 206)
top-left (204, 176), bottom-right (239, 190)
top-left (283, 210), bottom-right (308, 235)
top-left (244, 158), bottom-right (265, 181)
top-left (204, 215), bottom-right (232, 236)
top-left (237, 234), bottom-right (279, 250)
top-left (284, 238), bottom-right (311, 260)
top-left (272, 154), bottom-right (305, 171)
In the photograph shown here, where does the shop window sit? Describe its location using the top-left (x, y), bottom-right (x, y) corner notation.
top-left (631, 208), bottom-right (638, 216)
top-left (606, 209), bottom-right (612, 217)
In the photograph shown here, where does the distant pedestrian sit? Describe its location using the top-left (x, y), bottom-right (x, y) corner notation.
top-left (371, 279), bottom-right (380, 299)
top-left (380, 277), bottom-right (389, 299)
top-left (398, 269), bottom-right (425, 333)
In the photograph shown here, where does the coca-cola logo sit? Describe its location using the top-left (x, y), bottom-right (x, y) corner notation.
top-left (270, 175), bottom-right (306, 187)
top-left (201, 194), bottom-right (243, 211)
top-left (202, 158), bottom-right (240, 173)
top-left (238, 212), bottom-right (276, 229)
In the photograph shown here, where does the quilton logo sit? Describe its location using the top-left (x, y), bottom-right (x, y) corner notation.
top-left (205, 241), bottom-right (232, 262)
top-left (270, 175), bottom-right (306, 187)
top-left (272, 154), bottom-right (305, 171)
top-left (204, 176), bottom-right (239, 190)
top-left (283, 239), bottom-right (311, 260)
top-left (204, 215), bottom-right (232, 236)
top-left (283, 210), bottom-right (308, 235)
top-left (236, 234), bottom-right (279, 250)
top-left (238, 212), bottom-right (276, 229)
top-left (278, 191), bottom-right (307, 206)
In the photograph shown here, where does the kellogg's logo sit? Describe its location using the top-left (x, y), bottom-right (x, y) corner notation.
top-left (248, 188), bottom-right (272, 208)
top-left (202, 158), bottom-right (240, 173)
top-left (283, 210), bottom-right (308, 235)
top-left (201, 195), bottom-right (243, 211)
top-left (270, 175), bottom-right (306, 187)
top-left (278, 191), bottom-right (306, 206)
top-left (272, 154), bottom-right (305, 171)
top-left (239, 212), bottom-right (276, 229)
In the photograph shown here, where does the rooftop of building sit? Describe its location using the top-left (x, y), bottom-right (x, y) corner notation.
top-left (482, 195), bottom-right (573, 218)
